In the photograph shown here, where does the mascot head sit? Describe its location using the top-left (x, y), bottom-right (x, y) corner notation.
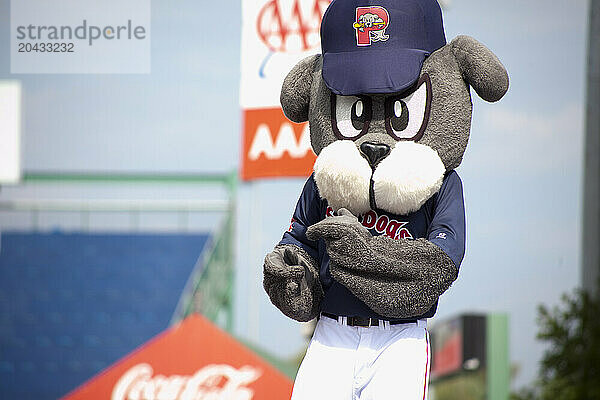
top-left (280, 0), bottom-right (509, 216)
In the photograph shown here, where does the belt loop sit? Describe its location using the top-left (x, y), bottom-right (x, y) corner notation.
top-left (337, 315), bottom-right (343, 325)
top-left (378, 320), bottom-right (390, 330)
top-left (417, 319), bottom-right (427, 329)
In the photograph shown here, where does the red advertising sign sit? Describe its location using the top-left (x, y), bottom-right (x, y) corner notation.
top-left (240, 0), bottom-right (330, 181)
top-left (430, 318), bottom-right (463, 380)
top-left (431, 329), bottom-right (463, 378)
top-left (62, 314), bottom-right (293, 400)
top-left (256, 0), bottom-right (328, 53)
top-left (241, 108), bottom-right (316, 180)
top-left (430, 315), bottom-right (487, 380)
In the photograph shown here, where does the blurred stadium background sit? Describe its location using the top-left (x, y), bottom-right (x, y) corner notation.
top-left (0, 0), bottom-right (595, 399)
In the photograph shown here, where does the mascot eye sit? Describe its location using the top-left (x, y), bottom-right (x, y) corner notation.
top-left (351, 100), bottom-right (366, 130)
top-left (384, 74), bottom-right (432, 141)
top-left (391, 100), bottom-right (409, 131)
top-left (331, 94), bottom-right (372, 140)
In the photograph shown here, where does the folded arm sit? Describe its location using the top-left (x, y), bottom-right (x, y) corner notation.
top-left (306, 172), bottom-right (466, 319)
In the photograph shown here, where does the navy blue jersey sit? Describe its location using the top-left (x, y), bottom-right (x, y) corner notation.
top-left (280, 171), bottom-right (466, 320)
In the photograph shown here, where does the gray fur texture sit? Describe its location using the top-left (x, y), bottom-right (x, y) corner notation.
top-left (306, 209), bottom-right (458, 318)
top-left (263, 243), bottom-right (323, 322)
top-left (451, 35), bottom-right (510, 103)
top-left (266, 35), bottom-right (507, 320)
top-left (280, 36), bottom-right (509, 170)
top-left (280, 55), bottom-right (320, 123)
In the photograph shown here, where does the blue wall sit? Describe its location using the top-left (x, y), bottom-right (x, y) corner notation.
top-left (0, 232), bottom-right (209, 399)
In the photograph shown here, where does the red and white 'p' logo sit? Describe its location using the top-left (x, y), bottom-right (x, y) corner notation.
top-left (353, 6), bottom-right (390, 46)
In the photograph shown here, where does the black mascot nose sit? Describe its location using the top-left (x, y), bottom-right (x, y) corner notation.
top-left (360, 142), bottom-right (391, 168)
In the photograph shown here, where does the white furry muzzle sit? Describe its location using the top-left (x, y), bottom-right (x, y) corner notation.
top-left (314, 141), bottom-right (445, 216)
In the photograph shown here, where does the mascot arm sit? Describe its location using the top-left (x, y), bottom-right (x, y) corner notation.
top-left (306, 172), bottom-right (465, 319)
top-left (263, 177), bottom-right (324, 322)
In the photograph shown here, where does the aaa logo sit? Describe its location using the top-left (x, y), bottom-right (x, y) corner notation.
top-left (257, 0), bottom-right (330, 53)
top-left (241, 108), bottom-right (316, 181)
top-left (353, 6), bottom-right (390, 46)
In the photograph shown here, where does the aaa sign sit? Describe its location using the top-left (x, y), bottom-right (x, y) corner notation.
top-left (241, 108), bottom-right (315, 180)
top-left (240, 0), bottom-right (329, 180)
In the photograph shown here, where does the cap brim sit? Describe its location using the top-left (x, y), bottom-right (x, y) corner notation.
top-left (322, 48), bottom-right (429, 96)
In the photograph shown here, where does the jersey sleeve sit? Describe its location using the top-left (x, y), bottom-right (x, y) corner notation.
top-left (279, 175), bottom-right (324, 261)
top-left (427, 171), bottom-right (466, 268)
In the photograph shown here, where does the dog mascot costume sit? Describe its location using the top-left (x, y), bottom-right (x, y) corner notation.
top-left (263, 0), bottom-right (509, 398)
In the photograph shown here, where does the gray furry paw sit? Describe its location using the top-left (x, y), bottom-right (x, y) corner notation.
top-left (263, 244), bottom-right (323, 322)
top-left (307, 209), bottom-right (458, 319)
top-left (329, 237), bottom-right (458, 319)
top-left (306, 208), bottom-right (371, 264)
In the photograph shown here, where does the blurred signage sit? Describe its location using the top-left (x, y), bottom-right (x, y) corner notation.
top-left (241, 108), bottom-right (313, 180)
top-left (430, 315), bottom-right (487, 380)
top-left (0, 81), bottom-right (21, 184)
top-left (239, 0), bottom-right (331, 181)
top-left (112, 364), bottom-right (260, 400)
top-left (62, 314), bottom-right (293, 400)
top-left (430, 318), bottom-right (463, 378)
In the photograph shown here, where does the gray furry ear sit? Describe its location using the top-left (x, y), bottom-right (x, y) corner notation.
top-left (451, 35), bottom-right (509, 103)
top-left (280, 54), bottom-right (320, 123)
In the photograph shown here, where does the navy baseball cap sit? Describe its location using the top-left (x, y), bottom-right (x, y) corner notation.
top-left (321, 0), bottom-right (446, 96)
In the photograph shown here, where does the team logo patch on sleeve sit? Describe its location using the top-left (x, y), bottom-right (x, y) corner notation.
top-left (353, 6), bottom-right (390, 46)
top-left (288, 217), bottom-right (297, 232)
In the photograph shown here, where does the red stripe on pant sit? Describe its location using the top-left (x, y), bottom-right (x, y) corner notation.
top-left (423, 331), bottom-right (430, 400)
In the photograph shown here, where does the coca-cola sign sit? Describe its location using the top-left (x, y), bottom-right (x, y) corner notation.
top-left (62, 315), bottom-right (292, 400)
top-left (112, 363), bottom-right (262, 400)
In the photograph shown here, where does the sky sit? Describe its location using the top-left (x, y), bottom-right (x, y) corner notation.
top-left (0, 0), bottom-right (591, 391)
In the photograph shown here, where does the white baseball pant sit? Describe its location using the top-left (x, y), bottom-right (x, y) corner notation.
top-left (291, 315), bottom-right (430, 400)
